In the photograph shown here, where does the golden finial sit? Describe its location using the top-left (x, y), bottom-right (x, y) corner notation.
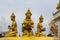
top-left (10, 12), bottom-right (15, 17)
top-left (25, 8), bottom-right (32, 16)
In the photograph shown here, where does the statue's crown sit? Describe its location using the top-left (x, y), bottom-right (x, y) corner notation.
top-left (11, 12), bottom-right (15, 17)
top-left (39, 15), bottom-right (44, 19)
top-left (25, 8), bottom-right (32, 16)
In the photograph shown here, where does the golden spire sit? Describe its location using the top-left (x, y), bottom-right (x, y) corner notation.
top-left (56, 0), bottom-right (60, 10)
top-left (10, 12), bottom-right (15, 17)
top-left (25, 8), bottom-right (32, 16)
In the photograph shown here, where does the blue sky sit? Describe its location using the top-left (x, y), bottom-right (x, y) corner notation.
top-left (0, 0), bottom-right (58, 35)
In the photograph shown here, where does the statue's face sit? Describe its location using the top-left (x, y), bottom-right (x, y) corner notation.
top-left (27, 14), bottom-right (31, 17)
top-left (26, 16), bottom-right (31, 20)
top-left (11, 16), bottom-right (15, 21)
top-left (39, 18), bottom-right (43, 23)
top-left (26, 13), bottom-right (31, 17)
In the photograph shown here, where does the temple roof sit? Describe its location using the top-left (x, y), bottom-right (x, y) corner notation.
top-left (56, 0), bottom-right (60, 10)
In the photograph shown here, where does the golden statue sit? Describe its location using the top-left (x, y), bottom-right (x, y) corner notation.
top-left (36, 15), bottom-right (46, 37)
top-left (22, 8), bottom-right (34, 36)
top-left (50, 23), bottom-right (58, 37)
top-left (5, 12), bottom-right (17, 37)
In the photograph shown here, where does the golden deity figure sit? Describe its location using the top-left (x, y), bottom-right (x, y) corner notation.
top-left (22, 8), bottom-right (34, 36)
top-left (36, 15), bottom-right (46, 37)
top-left (5, 12), bottom-right (17, 37)
top-left (50, 23), bottom-right (58, 37)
